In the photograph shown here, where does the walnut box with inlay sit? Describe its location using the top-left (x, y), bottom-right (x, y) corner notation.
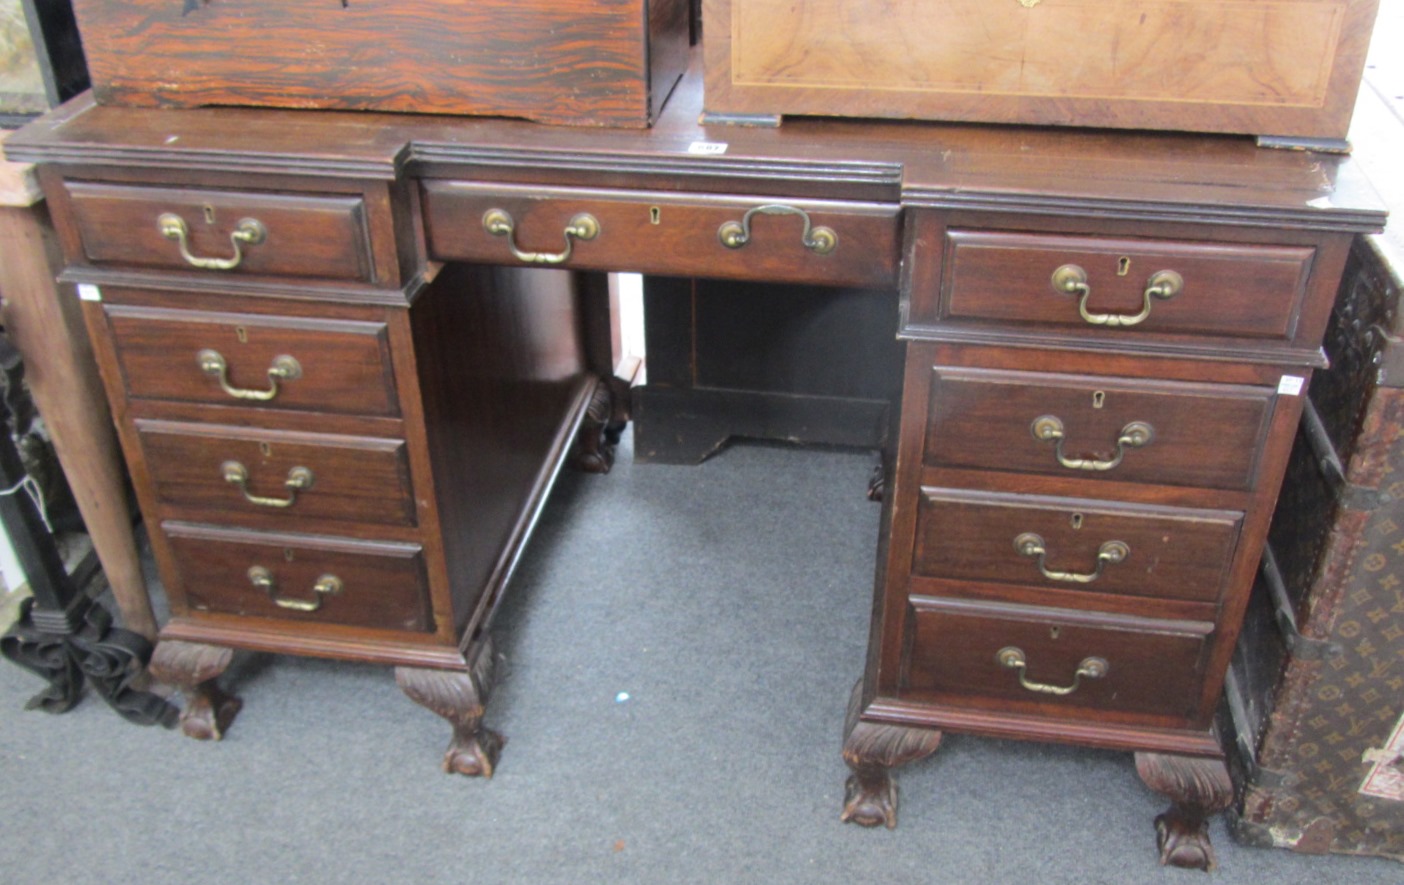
top-left (703, 0), bottom-right (1381, 140)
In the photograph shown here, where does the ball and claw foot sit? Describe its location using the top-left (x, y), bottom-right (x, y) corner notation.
top-left (866, 462), bottom-right (885, 502)
top-left (575, 375), bottom-right (633, 474)
top-left (841, 767), bottom-right (899, 828)
top-left (397, 643), bottom-right (502, 778)
top-left (1134, 750), bottom-right (1233, 871)
top-left (840, 680), bottom-right (941, 830)
top-left (148, 640), bottom-right (241, 740)
top-left (443, 725), bottom-right (505, 778)
top-left (1155, 808), bottom-right (1217, 871)
top-left (178, 683), bottom-right (243, 741)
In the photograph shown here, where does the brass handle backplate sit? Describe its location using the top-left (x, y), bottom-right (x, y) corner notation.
top-left (197, 349), bottom-right (301, 401)
top-left (1051, 264), bottom-right (1183, 328)
top-left (482, 208), bottom-right (599, 264)
top-left (158, 212), bottom-right (266, 271)
top-left (247, 566), bottom-right (343, 613)
top-left (222, 461), bottom-right (314, 508)
top-left (1014, 532), bottom-right (1129, 584)
top-left (997, 646), bottom-right (1108, 696)
top-left (1031, 415), bottom-right (1154, 471)
top-left (717, 204), bottom-right (837, 255)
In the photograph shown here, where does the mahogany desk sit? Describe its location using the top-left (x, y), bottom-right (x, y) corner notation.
top-left (4, 64), bottom-right (1385, 869)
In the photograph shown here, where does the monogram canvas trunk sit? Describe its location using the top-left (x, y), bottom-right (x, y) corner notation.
top-left (1225, 235), bottom-right (1404, 861)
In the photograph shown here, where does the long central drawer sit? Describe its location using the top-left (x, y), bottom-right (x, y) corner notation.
top-left (421, 181), bottom-right (901, 288)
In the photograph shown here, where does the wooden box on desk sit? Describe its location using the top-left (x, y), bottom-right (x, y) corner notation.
top-left (68, 0), bottom-right (690, 127)
top-left (703, 0), bottom-right (1380, 140)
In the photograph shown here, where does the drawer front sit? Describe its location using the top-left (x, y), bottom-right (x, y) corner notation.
top-left (106, 305), bottom-right (401, 417)
top-left (137, 421), bottom-right (416, 528)
top-left (422, 182), bottom-right (901, 288)
top-left (913, 488), bottom-right (1242, 603)
top-left (64, 181), bottom-right (375, 281)
top-left (939, 230), bottom-right (1314, 339)
top-left (924, 367), bottom-right (1275, 490)
top-left (903, 598), bottom-right (1211, 722)
top-left (164, 525), bottom-right (432, 633)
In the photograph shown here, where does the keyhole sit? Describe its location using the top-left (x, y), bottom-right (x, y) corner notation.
top-left (1050, 626), bottom-right (1062, 639)
top-left (1092, 390), bottom-right (1106, 409)
top-left (1117, 257), bottom-right (1131, 276)
top-left (1070, 513), bottom-right (1084, 530)
top-left (649, 206), bottom-right (661, 225)
top-left (283, 548), bottom-right (296, 562)
top-left (260, 442), bottom-right (273, 458)
top-left (235, 326), bottom-right (248, 344)
top-left (203, 204), bottom-right (216, 225)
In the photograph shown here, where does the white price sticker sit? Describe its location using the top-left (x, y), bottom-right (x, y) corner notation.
top-left (687, 141), bottom-right (728, 155)
top-left (77, 284), bottom-right (103, 302)
top-left (1360, 711), bottom-right (1404, 802)
top-left (1277, 375), bottom-right (1306, 396)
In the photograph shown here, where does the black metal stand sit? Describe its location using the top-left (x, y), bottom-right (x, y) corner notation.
top-left (0, 335), bottom-right (174, 726)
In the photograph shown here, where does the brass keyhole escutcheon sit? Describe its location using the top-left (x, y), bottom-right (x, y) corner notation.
top-left (203, 204), bottom-right (216, 224)
top-left (1117, 256), bottom-right (1132, 276)
top-left (649, 206), bottom-right (661, 224)
top-left (1070, 513), bottom-right (1084, 530)
top-left (1092, 390), bottom-right (1106, 409)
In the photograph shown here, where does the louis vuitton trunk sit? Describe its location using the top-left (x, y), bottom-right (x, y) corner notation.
top-left (1225, 235), bottom-right (1404, 861)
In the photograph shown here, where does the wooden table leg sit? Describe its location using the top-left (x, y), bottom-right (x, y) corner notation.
top-left (396, 637), bottom-right (504, 777)
top-left (840, 681), bottom-right (943, 828)
top-left (0, 144), bottom-right (156, 641)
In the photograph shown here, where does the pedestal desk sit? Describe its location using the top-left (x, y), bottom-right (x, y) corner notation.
top-left (4, 62), bottom-right (1385, 868)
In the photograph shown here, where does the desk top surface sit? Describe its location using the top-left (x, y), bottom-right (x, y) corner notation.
top-left (5, 55), bottom-right (1387, 233)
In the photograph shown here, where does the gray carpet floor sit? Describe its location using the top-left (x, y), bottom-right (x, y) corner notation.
top-left (2, 433), bottom-right (1399, 884)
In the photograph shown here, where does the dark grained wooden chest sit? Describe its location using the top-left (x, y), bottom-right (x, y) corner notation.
top-left (1225, 234), bottom-right (1404, 861)
top-left (69, 0), bottom-right (691, 127)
